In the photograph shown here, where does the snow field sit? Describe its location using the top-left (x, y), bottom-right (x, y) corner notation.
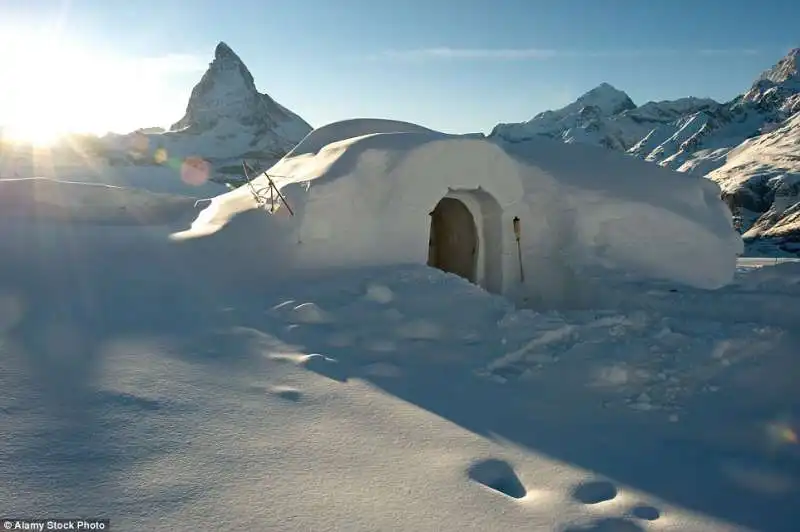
top-left (0, 141), bottom-right (796, 531)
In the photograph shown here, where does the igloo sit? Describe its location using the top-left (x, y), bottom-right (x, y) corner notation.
top-left (176, 119), bottom-right (743, 305)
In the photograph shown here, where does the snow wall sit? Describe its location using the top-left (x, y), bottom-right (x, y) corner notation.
top-left (176, 119), bottom-right (743, 306)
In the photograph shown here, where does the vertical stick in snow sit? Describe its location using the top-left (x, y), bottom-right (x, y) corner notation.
top-left (513, 216), bottom-right (525, 283)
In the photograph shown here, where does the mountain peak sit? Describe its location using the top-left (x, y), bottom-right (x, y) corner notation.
top-left (214, 41), bottom-right (239, 61)
top-left (740, 47), bottom-right (800, 109)
top-left (589, 82), bottom-right (623, 94)
top-left (576, 83), bottom-right (637, 114)
top-left (167, 41), bottom-right (312, 156)
top-left (758, 47), bottom-right (800, 84)
top-left (170, 42), bottom-right (259, 132)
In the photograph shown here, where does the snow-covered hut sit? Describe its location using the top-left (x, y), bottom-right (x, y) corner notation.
top-left (177, 119), bottom-right (742, 305)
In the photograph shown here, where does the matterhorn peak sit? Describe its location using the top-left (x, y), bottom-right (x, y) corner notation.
top-left (214, 41), bottom-right (238, 60)
top-left (170, 41), bottom-right (262, 132)
top-left (158, 41), bottom-right (311, 164)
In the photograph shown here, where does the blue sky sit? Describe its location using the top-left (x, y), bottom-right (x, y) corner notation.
top-left (0, 0), bottom-right (797, 136)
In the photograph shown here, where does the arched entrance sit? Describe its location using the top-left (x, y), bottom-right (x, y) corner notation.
top-left (427, 197), bottom-right (478, 283)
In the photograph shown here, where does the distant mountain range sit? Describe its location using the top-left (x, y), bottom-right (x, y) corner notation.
top-left (491, 48), bottom-right (800, 255)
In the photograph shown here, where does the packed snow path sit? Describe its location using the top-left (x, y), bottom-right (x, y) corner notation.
top-left (1, 217), bottom-right (798, 531)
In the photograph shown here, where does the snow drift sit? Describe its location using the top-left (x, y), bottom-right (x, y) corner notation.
top-left (176, 119), bottom-right (743, 305)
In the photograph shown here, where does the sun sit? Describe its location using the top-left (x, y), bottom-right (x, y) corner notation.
top-left (2, 122), bottom-right (67, 147)
top-left (0, 36), bottom-right (84, 146)
top-left (0, 33), bottom-right (106, 147)
top-left (0, 30), bottom-right (154, 147)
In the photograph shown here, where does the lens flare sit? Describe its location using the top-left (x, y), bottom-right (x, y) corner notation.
top-left (154, 148), bottom-right (168, 164)
top-left (180, 156), bottom-right (211, 186)
top-left (780, 427), bottom-right (798, 444)
top-left (766, 422), bottom-right (798, 445)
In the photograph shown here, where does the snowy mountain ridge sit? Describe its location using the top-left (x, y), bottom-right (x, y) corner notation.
top-left (492, 86), bottom-right (720, 152)
top-left (491, 47), bottom-right (800, 254)
top-left (742, 47), bottom-right (800, 111)
top-left (100, 41), bottom-right (312, 172)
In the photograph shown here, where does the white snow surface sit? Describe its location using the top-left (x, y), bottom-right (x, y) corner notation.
top-left (1, 178), bottom-right (798, 532)
top-left (0, 141), bottom-right (228, 198)
top-left (180, 119), bottom-right (741, 304)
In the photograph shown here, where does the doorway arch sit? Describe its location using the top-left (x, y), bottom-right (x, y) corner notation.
top-left (427, 197), bottom-right (479, 283)
top-left (425, 189), bottom-right (505, 294)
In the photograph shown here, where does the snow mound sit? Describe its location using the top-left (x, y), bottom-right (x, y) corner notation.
top-left (289, 302), bottom-right (334, 324)
top-left (178, 119), bottom-right (742, 304)
top-left (364, 283), bottom-right (395, 304)
top-left (284, 118), bottom-right (441, 158)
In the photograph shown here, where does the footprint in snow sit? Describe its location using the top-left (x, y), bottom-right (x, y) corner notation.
top-left (629, 505), bottom-right (660, 521)
top-left (467, 458), bottom-right (527, 499)
top-left (268, 386), bottom-right (303, 402)
top-left (571, 480), bottom-right (618, 504)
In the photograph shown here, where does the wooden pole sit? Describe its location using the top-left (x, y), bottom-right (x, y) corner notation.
top-left (513, 216), bottom-right (525, 283)
top-left (242, 160), bottom-right (295, 216)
